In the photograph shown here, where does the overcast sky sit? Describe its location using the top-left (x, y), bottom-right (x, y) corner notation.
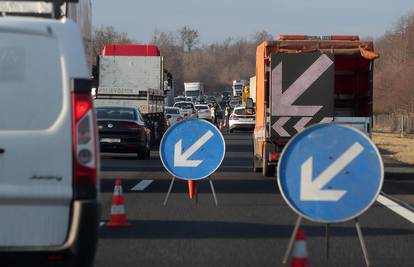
top-left (92, 0), bottom-right (414, 43)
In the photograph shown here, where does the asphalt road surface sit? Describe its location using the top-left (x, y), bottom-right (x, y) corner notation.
top-left (95, 132), bottom-right (414, 267)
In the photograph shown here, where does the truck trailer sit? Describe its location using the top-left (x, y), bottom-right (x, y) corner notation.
top-left (94, 44), bottom-right (168, 144)
top-left (253, 35), bottom-right (379, 177)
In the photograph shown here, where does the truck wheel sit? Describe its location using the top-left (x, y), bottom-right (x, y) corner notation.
top-left (262, 144), bottom-right (275, 177)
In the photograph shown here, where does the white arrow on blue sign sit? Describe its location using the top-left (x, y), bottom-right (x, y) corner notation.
top-left (160, 119), bottom-right (226, 180)
top-left (278, 124), bottom-right (384, 223)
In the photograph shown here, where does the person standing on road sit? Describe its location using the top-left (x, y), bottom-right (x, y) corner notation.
top-left (225, 104), bottom-right (231, 131)
top-left (212, 103), bottom-right (218, 126)
top-left (211, 104), bottom-right (216, 125)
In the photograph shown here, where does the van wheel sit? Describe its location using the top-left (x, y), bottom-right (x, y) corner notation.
top-left (262, 144), bottom-right (275, 177)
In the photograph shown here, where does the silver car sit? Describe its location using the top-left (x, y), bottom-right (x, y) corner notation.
top-left (195, 104), bottom-right (212, 121)
top-left (173, 101), bottom-right (198, 119)
top-left (165, 107), bottom-right (184, 127)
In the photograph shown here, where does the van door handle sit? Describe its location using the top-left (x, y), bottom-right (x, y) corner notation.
top-left (0, 149), bottom-right (4, 154)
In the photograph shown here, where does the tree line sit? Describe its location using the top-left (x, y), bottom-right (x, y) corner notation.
top-left (91, 26), bottom-right (272, 95)
top-left (374, 13), bottom-right (414, 114)
top-left (93, 12), bottom-right (414, 114)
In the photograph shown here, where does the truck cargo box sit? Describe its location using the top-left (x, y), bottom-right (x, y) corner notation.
top-left (253, 35), bottom-right (379, 177)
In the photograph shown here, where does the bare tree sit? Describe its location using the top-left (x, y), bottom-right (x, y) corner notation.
top-left (253, 30), bottom-right (274, 45)
top-left (179, 26), bottom-right (200, 52)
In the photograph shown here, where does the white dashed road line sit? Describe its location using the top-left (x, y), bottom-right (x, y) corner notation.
top-left (377, 194), bottom-right (414, 224)
top-left (131, 180), bottom-right (154, 191)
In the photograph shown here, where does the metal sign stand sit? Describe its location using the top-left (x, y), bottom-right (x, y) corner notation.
top-left (283, 216), bottom-right (371, 267)
top-left (163, 176), bottom-right (218, 206)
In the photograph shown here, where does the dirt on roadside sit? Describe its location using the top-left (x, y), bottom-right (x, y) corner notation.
top-left (372, 133), bottom-right (414, 165)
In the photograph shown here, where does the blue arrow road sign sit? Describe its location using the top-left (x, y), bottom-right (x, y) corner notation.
top-left (278, 124), bottom-right (384, 223)
top-left (160, 119), bottom-right (226, 180)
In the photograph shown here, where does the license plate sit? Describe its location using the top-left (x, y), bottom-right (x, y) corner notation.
top-left (101, 138), bottom-right (121, 143)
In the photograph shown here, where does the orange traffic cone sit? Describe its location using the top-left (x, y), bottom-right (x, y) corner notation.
top-left (291, 229), bottom-right (309, 267)
top-left (188, 180), bottom-right (196, 200)
top-left (107, 179), bottom-right (131, 227)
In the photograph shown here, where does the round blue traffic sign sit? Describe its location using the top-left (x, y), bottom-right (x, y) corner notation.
top-left (160, 119), bottom-right (226, 180)
top-left (278, 124), bottom-right (384, 223)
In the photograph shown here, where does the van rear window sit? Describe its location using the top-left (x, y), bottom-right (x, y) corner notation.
top-left (0, 32), bottom-right (62, 130)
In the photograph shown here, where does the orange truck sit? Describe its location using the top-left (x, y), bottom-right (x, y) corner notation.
top-left (252, 35), bottom-right (379, 177)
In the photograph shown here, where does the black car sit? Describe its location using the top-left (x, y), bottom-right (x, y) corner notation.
top-left (96, 106), bottom-right (151, 159)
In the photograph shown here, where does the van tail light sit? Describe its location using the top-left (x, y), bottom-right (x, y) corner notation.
top-left (176, 117), bottom-right (184, 122)
top-left (72, 79), bottom-right (97, 200)
top-left (230, 114), bottom-right (239, 120)
top-left (192, 108), bottom-right (197, 114)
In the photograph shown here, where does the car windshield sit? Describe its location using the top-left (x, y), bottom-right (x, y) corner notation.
top-left (196, 105), bottom-right (209, 110)
top-left (174, 102), bottom-right (194, 109)
top-left (166, 108), bottom-right (180, 114)
top-left (96, 107), bottom-right (137, 120)
top-left (234, 108), bottom-right (255, 116)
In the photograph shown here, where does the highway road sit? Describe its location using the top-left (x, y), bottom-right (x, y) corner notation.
top-left (95, 132), bottom-right (414, 267)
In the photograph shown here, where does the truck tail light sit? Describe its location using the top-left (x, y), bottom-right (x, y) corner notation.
top-left (270, 153), bottom-right (280, 161)
top-left (72, 79), bottom-right (97, 200)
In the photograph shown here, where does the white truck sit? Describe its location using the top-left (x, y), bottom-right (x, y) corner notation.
top-left (184, 82), bottom-right (204, 102)
top-left (94, 44), bottom-right (167, 144)
top-left (232, 80), bottom-right (248, 97)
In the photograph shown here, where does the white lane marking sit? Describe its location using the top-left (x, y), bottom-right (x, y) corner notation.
top-left (131, 180), bottom-right (153, 191)
top-left (377, 195), bottom-right (414, 224)
top-left (100, 222), bottom-right (105, 227)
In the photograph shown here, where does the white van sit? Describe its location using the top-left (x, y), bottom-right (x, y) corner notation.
top-left (0, 15), bottom-right (99, 267)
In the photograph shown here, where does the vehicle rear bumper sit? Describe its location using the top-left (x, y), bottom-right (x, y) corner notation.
top-left (0, 200), bottom-right (100, 266)
top-left (100, 141), bottom-right (146, 153)
top-left (230, 122), bottom-right (255, 130)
